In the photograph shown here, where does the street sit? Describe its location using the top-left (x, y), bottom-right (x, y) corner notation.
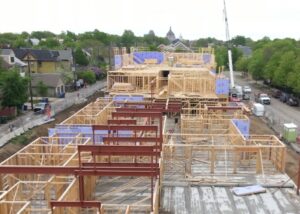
top-left (0, 80), bottom-right (107, 147)
top-left (233, 73), bottom-right (300, 135)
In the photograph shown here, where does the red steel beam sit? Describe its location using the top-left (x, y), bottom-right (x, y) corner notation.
top-left (116, 108), bottom-right (180, 113)
top-left (116, 108), bottom-right (165, 112)
top-left (0, 166), bottom-right (159, 176)
top-left (0, 166), bottom-right (77, 174)
top-left (92, 124), bottom-right (158, 131)
top-left (78, 166), bottom-right (158, 171)
top-left (74, 170), bottom-right (158, 176)
top-left (82, 162), bottom-right (159, 168)
top-left (102, 137), bottom-right (159, 143)
top-left (115, 101), bottom-right (180, 106)
top-left (207, 106), bottom-right (242, 110)
top-left (112, 111), bottom-right (162, 118)
top-left (107, 119), bottom-right (137, 125)
top-left (78, 145), bottom-right (159, 156)
top-left (50, 201), bottom-right (101, 209)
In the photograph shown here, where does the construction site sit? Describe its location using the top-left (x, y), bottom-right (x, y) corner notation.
top-left (0, 48), bottom-right (300, 214)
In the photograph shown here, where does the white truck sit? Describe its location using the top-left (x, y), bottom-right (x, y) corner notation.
top-left (255, 93), bottom-right (271, 105)
top-left (242, 86), bottom-right (252, 100)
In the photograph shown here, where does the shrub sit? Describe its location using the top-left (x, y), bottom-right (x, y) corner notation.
top-left (77, 71), bottom-right (96, 84)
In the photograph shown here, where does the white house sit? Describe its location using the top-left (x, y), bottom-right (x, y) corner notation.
top-left (0, 49), bottom-right (27, 76)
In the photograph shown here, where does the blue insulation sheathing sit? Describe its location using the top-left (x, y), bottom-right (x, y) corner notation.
top-left (133, 52), bottom-right (164, 64)
top-left (203, 54), bottom-right (211, 64)
top-left (232, 119), bottom-right (250, 139)
top-left (114, 55), bottom-right (122, 68)
top-left (215, 78), bottom-right (230, 95)
top-left (49, 125), bottom-right (133, 144)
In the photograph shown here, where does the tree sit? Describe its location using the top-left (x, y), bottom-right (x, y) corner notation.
top-left (74, 48), bottom-right (89, 66)
top-left (36, 81), bottom-right (48, 97)
top-left (273, 51), bottom-right (296, 87)
top-left (31, 31), bottom-right (55, 40)
top-left (231, 35), bottom-right (246, 46)
top-left (215, 46), bottom-right (228, 70)
top-left (0, 71), bottom-right (29, 108)
top-left (143, 30), bottom-right (156, 45)
top-left (121, 30), bottom-right (135, 48)
top-left (247, 49), bottom-right (264, 80)
top-left (94, 29), bottom-right (110, 45)
top-left (77, 71), bottom-right (96, 84)
top-left (235, 57), bottom-right (249, 72)
top-left (13, 37), bottom-right (28, 48)
top-left (39, 38), bottom-right (60, 49)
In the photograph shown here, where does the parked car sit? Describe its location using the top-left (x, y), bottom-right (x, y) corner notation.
top-left (286, 95), bottom-right (299, 106)
top-left (242, 86), bottom-right (252, 100)
top-left (33, 102), bottom-right (49, 114)
top-left (279, 93), bottom-right (290, 103)
top-left (271, 89), bottom-right (282, 98)
top-left (255, 93), bottom-right (271, 105)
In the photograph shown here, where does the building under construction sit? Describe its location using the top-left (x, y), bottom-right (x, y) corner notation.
top-left (0, 48), bottom-right (300, 214)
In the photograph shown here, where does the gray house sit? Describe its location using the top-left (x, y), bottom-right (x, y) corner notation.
top-left (31, 73), bottom-right (65, 97)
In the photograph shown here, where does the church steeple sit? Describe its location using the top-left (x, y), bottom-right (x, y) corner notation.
top-left (166, 26), bottom-right (176, 42)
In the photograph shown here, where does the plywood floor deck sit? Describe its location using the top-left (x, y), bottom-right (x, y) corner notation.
top-left (161, 185), bottom-right (300, 214)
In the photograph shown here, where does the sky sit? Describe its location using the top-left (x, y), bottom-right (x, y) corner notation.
top-left (1, 0), bottom-right (299, 41)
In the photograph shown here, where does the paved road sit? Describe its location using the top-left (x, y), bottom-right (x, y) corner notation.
top-left (0, 80), bottom-right (107, 147)
top-left (233, 73), bottom-right (300, 135)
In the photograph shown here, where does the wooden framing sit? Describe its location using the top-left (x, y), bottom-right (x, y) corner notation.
top-left (0, 49), bottom-right (291, 213)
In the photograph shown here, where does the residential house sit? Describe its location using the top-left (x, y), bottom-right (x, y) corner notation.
top-left (237, 45), bottom-right (252, 58)
top-left (14, 49), bottom-right (58, 73)
top-left (57, 49), bottom-right (73, 72)
top-left (0, 49), bottom-right (27, 76)
top-left (28, 38), bottom-right (40, 46)
top-left (31, 73), bottom-right (65, 97)
top-left (158, 39), bottom-right (192, 52)
top-left (13, 48), bottom-right (73, 74)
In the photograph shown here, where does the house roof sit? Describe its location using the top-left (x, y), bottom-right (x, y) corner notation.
top-left (13, 49), bottom-right (59, 61)
top-left (237, 45), bottom-right (252, 57)
top-left (31, 73), bottom-right (64, 88)
top-left (57, 49), bottom-right (73, 61)
top-left (0, 49), bottom-right (13, 56)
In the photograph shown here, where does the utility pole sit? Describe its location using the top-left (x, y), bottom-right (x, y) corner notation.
top-left (108, 42), bottom-right (112, 70)
top-left (25, 52), bottom-right (34, 111)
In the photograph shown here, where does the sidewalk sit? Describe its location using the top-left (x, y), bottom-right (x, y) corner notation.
top-left (0, 80), bottom-right (107, 147)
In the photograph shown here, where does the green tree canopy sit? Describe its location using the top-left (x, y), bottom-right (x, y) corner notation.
top-left (121, 30), bottom-right (135, 48)
top-left (36, 81), bottom-right (48, 97)
top-left (0, 71), bottom-right (29, 108)
top-left (39, 38), bottom-right (60, 49)
top-left (77, 71), bottom-right (96, 84)
top-left (74, 48), bottom-right (89, 66)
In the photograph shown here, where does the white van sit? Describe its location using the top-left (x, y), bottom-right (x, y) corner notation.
top-left (252, 103), bottom-right (264, 116)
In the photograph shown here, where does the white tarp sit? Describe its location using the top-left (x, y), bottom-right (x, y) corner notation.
top-left (232, 185), bottom-right (266, 196)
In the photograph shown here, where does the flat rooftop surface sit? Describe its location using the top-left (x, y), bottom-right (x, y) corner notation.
top-left (161, 185), bottom-right (300, 214)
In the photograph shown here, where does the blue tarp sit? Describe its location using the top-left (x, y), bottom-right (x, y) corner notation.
top-left (203, 54), bottom-right (211, 64)
top-left (114, 55), bottom-right (122, 68)
top-left (113, 95), bottom-right (144, 108)
top-left (232, 119), bottom-right (250, 139)
top-left (49, 125), bottom-right (133, 144)
top-left (215, 78), bottom-right (230, 95)
top-left (133, 52), bottom-right (164, 64)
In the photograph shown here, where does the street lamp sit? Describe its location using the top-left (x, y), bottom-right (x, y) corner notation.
top-left (24, 52), bottom-right (34, 111)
